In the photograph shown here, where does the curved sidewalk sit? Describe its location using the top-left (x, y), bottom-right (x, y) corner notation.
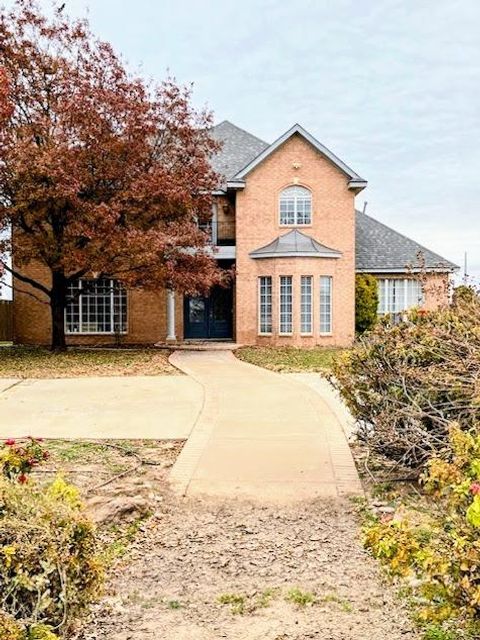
top-left (169, 351), bottom-right (362, 501)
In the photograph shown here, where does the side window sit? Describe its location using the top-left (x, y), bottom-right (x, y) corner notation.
top-left (258, 276), bottom-right (273, 334)
top-left (319, 276), bottom-right (332, 334)
top-left (279, 186), bottom-right (312, 226)
top-left (300, 276), bottom-right (313, 334)
top-left (279, 276), bottom-right (293, 334)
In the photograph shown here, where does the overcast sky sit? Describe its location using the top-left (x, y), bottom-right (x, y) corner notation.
top-left (2, 0), bottom-right (479, 298)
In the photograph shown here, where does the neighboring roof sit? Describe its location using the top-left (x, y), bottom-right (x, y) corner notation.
top-left (250, 229), bottom-right (342, 259)
top-left (356, 210), bottom-right (459, 272)
top-left (234, 124), bottom-right (367, 191)
top-left (210, 121), bottom-right (269, 188)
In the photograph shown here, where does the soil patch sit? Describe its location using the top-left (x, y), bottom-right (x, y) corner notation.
top-left (77, 494), bottom-right (416, 640)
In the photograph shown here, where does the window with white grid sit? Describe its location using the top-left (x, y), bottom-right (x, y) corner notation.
top-left (65, 278), bottom-right (127, 334)
top-left (377, 278), bottom-right (423, 314)
top-left (279, 276), bottom-right (293, 334)
top-left (300, 276), bottom-right (313, 334)
top-left (279, 186), bottom-right (312, 225)
top-left (319, 276), bottom-right (332, 334)
top-left (258, 276), bottom-right (272, 334)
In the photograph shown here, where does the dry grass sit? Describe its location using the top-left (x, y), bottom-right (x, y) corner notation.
top-left (0, 346), bottom-right (178, 378)
top-left (235, 346), bottom-right (346, 373)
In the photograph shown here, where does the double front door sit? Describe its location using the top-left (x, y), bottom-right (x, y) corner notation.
top-left (184, 286), bottom-right (233, 340)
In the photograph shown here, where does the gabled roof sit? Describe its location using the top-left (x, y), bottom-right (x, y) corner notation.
top-left (210, 121), bottom-right (367, 192)
top-left (210, 121), bottom-right (269, 189)
top-left (249, 229), bottom-right (342, 259)
top-left (234, 124), bottom-right (367, 191)
top-left (356, 211), bottom-right (459, 272)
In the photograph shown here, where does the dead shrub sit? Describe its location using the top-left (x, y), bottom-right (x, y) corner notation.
top-left (0, 472), bottom-right (103, 636)
top-left (331, 292), bottom-right (480, 468)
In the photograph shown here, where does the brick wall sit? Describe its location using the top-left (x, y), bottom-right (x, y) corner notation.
top-left (12, 260), bottom-right (182, 346)
top-left (235, 133), bottom-right (356, 347)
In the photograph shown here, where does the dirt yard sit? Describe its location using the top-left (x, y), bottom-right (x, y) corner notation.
top-left (46, 439), bottom-right (418, 640)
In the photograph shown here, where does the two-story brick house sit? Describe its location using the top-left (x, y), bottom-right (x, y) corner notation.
top-left (12, 121), bottom-right (457, 346)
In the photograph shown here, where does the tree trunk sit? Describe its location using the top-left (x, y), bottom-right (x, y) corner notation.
top-left (50, 269), bottom-right (67, 351)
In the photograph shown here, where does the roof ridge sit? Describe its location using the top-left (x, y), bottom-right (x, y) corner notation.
top-left (213, 120), bottom-right (269, 146)
top-left (356, 210), bottom-right (457, 267)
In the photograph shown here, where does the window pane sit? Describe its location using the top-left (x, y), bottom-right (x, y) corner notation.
top-left (405, 279), bottom-right (423, 308)
top-left (279, 276), bottom-right (293, 333)
top-left (300, 276), bottom-right (312, 333)
top-left (280, 198), bottom-right (295, 225)
top-left (320, 276), bottom-right (332, 334)
top-left (258, 276), bottom-right (272, 334)
top-left (279, 186), bottom-right (311, 225)
top-left (378, 278), bottom-right (424, 315)
top-left (65, 278), bottom-right (127, 334)
top-left (65, 281), bottom-right (81, 333)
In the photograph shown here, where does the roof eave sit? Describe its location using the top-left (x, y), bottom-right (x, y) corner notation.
top-left (226, 180), bottom-right (246, 190)
top-left (250, 251), bottom-right (342, 259)
top-left (348, 179), bottom-right (368, 192)
top-left (356, 266), bottom-right (459, 274)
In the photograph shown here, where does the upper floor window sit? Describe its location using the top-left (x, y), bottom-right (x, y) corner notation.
top-left (279, 186), bottom-right (312, 226)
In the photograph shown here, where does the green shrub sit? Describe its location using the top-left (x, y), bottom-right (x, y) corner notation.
top-left (0, 461), bottom-right (103, 634)
top-left (355, 274), bottom-right (378, 334)
top-left (364, 427), bottom-right (480, 634)
top-left (332, 294), bottom-right (480, 467)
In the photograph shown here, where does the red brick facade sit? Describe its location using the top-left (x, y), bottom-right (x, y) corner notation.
top-left (12, 130), bottom-right (451, 346)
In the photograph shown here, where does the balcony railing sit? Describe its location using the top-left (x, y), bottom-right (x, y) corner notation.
top-left (199, 220), bottom-right (236, 246)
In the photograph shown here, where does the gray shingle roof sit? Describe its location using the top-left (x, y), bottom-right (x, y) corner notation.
top-left (356, 211), bottom-right (458, 272)
top-left (250, 229), bottom-right (342, 259)
top-left (210, 121), bottom-right (268, 187)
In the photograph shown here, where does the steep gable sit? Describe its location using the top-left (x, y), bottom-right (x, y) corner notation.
top-left (233, 124), bottom-right (366, 191)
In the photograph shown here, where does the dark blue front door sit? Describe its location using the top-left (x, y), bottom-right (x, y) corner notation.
top-left (184, 286), bottom-right (233, 339)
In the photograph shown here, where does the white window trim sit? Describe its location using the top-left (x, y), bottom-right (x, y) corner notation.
top-left (279, 185), bottom-right (312, 227)
top-left (319, 276), bottom-right (333, 336)
top-left (258, 276), bottom-right (273, 336)
top-left (65, 278), bottom-right (128, 335)
top-left (300, 275), bottom-right (314, 336)
top-left (279, 275), bottom-right (294, 336)
top-left (378, 278), bottom-right (424, 315)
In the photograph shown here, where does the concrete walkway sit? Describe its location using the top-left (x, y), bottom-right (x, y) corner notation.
top-left (169, 351), bottom-right (362, 501)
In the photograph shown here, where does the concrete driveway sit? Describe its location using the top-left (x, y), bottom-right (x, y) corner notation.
top-left (1, 376), bottom-right (203, 440)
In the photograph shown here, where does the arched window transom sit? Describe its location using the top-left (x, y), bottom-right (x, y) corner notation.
top-left (279, 186), bottom-right (312, 226)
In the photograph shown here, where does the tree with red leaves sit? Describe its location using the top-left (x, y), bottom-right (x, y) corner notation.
top-left (0, 1), bottom-right (223, 349)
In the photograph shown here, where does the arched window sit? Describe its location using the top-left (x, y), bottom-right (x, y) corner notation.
top-left (279, 186), bottom-right (312, 226)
